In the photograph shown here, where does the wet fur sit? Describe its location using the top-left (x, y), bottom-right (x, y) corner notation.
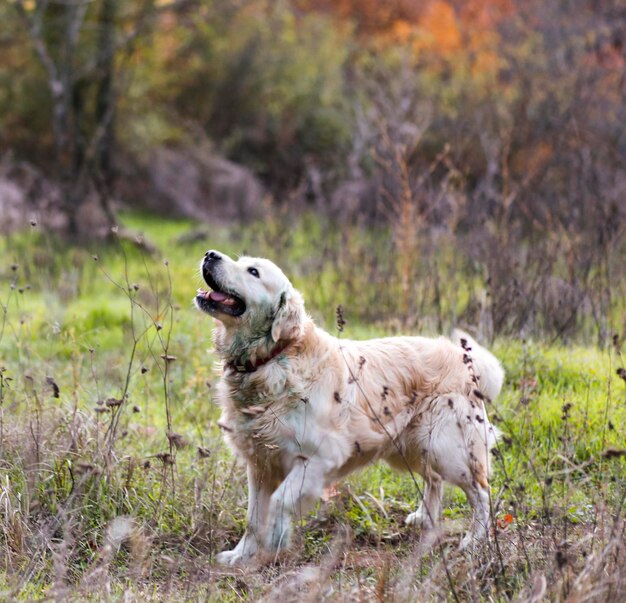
top-left (197, 253), bottom-right (504, 564)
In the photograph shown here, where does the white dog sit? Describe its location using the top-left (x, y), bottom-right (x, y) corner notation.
top-left (195, 251), bottom-right (504, 565)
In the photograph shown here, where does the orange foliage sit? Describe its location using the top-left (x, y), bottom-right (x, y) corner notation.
top-left (294, 0), bottom-right (512, 76)
top-left (390, 19), bottom-right (413, 44)
top-left (294, 0), bottom-right (511, 38)
top-left (413, 1), bottom-right (462, 55)
top-left (512, 142), bottom-right (554, 180)
top-left (292, 0), bottom-right (421, 35)
top-left (458, 0), bottom-right (513, 28)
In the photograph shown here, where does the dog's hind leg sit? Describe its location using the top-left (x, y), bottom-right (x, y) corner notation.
top-left (459, 479), bottom-right (491, 549)
top-left (216, 464), bottom-right (272, 565)
top-left (406, 393), bottom-right (496, 547)
top-left (405, 470), bottom-right (443, 529)
top-left (450, 423), bottom-right (494, 549)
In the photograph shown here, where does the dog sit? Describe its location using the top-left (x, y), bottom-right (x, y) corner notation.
top-left (195, 250), bottom-right (504, 565)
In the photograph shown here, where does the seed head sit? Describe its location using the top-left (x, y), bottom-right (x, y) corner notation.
top-left (167, 431), bottom-right (188, 449)
top-left (336, 305), bottom-right (346, 333)
top-left (197, 446), bottom-right (211, 458)
top-left (156, 452), bottom-right (175, 465)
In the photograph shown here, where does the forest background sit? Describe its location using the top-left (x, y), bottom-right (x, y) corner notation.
top-left (1, 1), bottom-right (625, 600)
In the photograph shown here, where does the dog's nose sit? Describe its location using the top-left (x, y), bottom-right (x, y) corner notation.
top-left (204, 250), bottom-right (221, 261)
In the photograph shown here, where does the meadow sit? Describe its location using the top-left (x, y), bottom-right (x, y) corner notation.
top-left (0, 213), bottom-right (624, 602)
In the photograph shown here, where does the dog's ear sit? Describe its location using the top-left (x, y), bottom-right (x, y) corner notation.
top-left (271, 288), bottom-right (305, 343)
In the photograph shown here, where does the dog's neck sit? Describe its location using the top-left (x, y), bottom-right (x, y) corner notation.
top-left (213, 324), bottom-right (292, 373)
top-left (225, 338), bottom-right (292, 373)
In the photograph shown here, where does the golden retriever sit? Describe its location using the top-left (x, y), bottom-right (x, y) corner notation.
top-left (195, 250), bottom-right (504, 565)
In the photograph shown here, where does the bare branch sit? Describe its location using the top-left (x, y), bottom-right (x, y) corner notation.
top-left (14, 0), bottom-right (62, 97)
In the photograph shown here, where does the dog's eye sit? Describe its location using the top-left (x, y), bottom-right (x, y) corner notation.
top-left (248, 267), bottom-right (260, 278)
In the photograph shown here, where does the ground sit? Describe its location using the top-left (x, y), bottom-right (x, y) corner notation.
top-left (0, 214), bottom-right (624, 601)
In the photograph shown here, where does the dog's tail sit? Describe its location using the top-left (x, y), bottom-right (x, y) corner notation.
top-left (452, 329), bottom-right (504, 401)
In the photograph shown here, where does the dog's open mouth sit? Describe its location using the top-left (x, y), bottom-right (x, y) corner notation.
top-left (196, 273), bottom-right (246, 317)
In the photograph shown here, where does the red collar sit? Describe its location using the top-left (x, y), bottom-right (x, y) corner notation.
top-left (226, 340), bottom-right (292, 373)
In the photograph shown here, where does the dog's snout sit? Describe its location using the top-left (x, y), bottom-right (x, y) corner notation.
top-left (205, 250), bottom-right (222, 262)
top-left (202, 250), bottom-right (222, 284)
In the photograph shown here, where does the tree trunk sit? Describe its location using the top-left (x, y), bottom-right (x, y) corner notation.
top-left (93, 0), bottom-right (118, 227)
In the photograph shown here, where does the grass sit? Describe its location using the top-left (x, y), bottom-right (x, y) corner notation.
top-left (1, 213), bottom-right (625, 601)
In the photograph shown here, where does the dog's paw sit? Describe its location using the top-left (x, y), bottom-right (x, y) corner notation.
top-left (405, 508), bottom-right (428, 527)
top-left (460, 533), bottom-right (475, 550)
top-left (216, 549), bottom-right (243, 566)
top-left (215, 534), bottom-right (258, 565)
top-left (460, 529), bottom-right (487, 551)
top-left (216, 548), bottom-right (256, 566)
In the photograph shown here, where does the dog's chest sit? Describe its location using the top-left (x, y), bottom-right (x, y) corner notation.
top-left (218, 372), bottom-right (314, 463)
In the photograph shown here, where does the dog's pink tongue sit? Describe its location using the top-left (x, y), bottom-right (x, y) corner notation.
top-left (209, 291), bottom-right (229, 302)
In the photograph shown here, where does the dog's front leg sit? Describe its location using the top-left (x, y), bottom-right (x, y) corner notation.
top-left (216, 465), bottom-right (271, 565)
top-left (265, 457), bottom-right (327, 554)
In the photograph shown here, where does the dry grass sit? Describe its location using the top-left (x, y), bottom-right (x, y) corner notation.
top-left (1, 215), bottom-right (625, 601)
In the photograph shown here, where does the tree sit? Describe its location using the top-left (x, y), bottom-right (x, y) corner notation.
top-left (11, 0), bottom-right (192, 237)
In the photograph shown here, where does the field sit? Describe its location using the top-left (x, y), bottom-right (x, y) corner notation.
top-left (1, 214), bottom-right (625, 602)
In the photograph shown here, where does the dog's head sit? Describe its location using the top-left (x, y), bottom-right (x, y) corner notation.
top-left (195, 251), bottom-right (306, 348)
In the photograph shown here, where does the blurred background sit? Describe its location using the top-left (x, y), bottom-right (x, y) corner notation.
top-left (1, 3), bottom-right (626, 599)
top-left (1, 0), bottom-right (625, 340)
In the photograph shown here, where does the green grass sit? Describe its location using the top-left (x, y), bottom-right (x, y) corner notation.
top-left (1, 214), bottom-right (625, 601)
